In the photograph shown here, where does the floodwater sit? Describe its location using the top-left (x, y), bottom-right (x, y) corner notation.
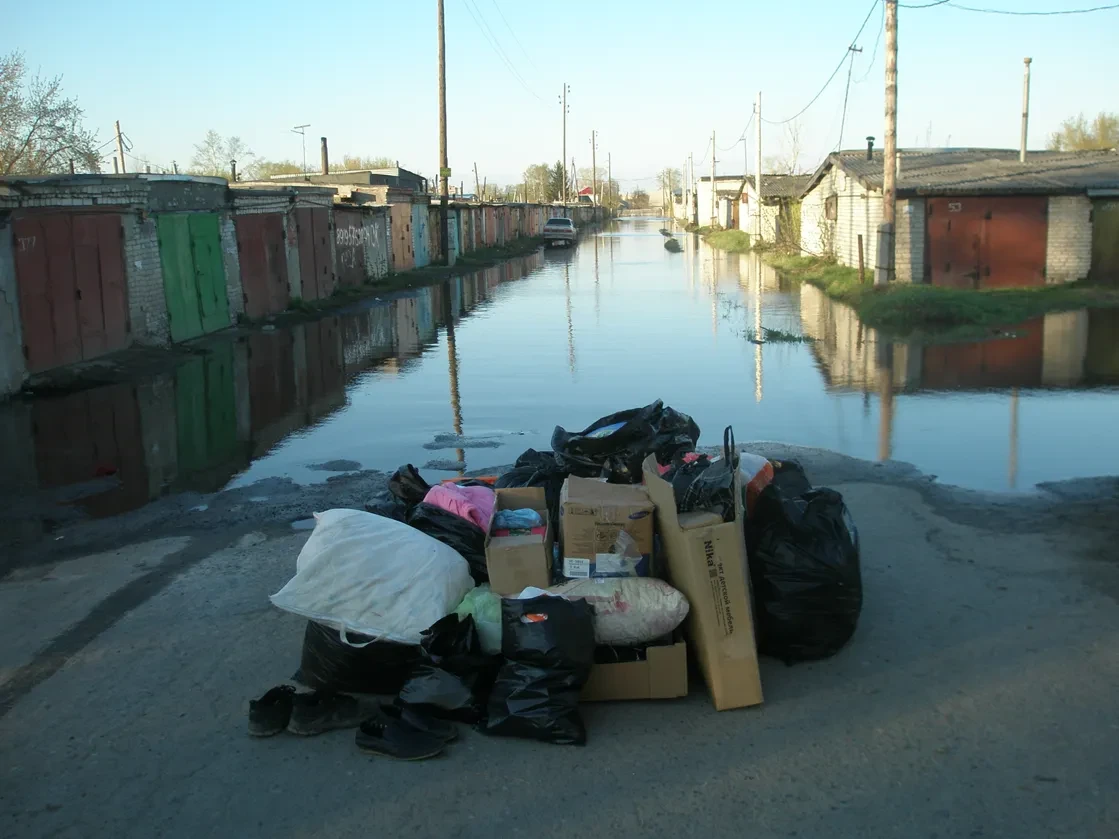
top-left (2, 217), bottom-right (1118, 525)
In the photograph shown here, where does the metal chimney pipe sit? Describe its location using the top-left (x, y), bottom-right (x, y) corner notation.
top-left (866, 136), bottom-right (875, 161)
top-left (230, 159), bottom-right (237, 182)
top-left (320, 136), bottom-right (329, 175)
top-left (1020, 58), bottom-right (1032, 163)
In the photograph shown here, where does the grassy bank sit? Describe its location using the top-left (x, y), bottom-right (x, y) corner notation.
top-left (695, 226), bottom-right (1119, 336)
top-left (761, 253), bottom-right (1119, 335)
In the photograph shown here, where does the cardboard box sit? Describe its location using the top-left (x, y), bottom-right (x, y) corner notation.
top-left (582, 639), bottom-right (688, 702)
top-left (559, 477), bottom-right (655, 579)
top-left (485, 487), bottom-right (553, 596)
top-left (642, 455), bottom-right (763, 711)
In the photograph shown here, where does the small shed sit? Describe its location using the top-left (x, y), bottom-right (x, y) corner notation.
top-left (742, 174), bottom-right (812, 247)
top-left (799, 147), bottom-right (1119, 287)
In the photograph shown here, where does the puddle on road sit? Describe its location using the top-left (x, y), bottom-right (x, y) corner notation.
top-left (2, 218), bottom-right (1117, 534)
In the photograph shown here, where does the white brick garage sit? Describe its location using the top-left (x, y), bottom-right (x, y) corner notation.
top-left (798, 148), bottom-right (1119, 287)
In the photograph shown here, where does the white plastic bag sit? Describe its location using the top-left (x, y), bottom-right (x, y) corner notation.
top-left (549, 577), bottom-right (690, 646)
top-left (270, 509), bottom-right (474, 646)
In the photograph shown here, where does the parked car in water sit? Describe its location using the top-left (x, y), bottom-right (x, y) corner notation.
top-left (543, 217), bottom-right (577, 247)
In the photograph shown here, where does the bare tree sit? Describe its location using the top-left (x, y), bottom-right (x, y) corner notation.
top-left (0, 51), bottom-right (101, 175)
top-left (333, 154), bottom-right (396, 172)
top-left (190, 130), bottom-right (256, 179)
top-left (764, 122), bottom-right (804, 175)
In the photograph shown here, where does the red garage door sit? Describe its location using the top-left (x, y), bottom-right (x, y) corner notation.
top-left (13, 212), bottom-right (130, 373)
top-left (333, 207), bottom-right (367, 288)
top-left (235, 213), bottom-right (290, 319)
top-left (926, 196), bottom-right (1047, 289)
top-left (295, 207), bottom-right (333, 302)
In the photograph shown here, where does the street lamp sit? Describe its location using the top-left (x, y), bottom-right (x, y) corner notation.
top-left (292, 124), bottom-right (310, 177)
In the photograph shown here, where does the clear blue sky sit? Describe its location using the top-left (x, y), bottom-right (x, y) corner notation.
top-left (5, 0), bottom-right (1116, 189)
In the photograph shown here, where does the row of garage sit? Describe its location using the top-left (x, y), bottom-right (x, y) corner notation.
top-left (0, 174), bottom-right (597, 396)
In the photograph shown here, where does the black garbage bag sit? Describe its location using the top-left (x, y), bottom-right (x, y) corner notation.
top-left (293, 621), bottom-right (421, 694)
top-left (664, 427), bottom-right (739, 521)
top-left (495, 448), bottom-right (568, 527)
top-left (768, 457), bottom-right (812, 498)
top-left (396, 615), bottom-right (501, 723)
top-left (364, 491), bottom-right (409, 522)
top-left (551, 399), bottom-right (700, 484)
top-left (406, 502), bottom-right (489, 584)
top-left (389, 464), bottom-right (431, 507)
top-left (747, 482), bottom-right (862, 663)
top-left (483, 595), bottom-right (596, 745)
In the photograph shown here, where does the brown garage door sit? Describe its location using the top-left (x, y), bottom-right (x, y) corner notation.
top-left (294, 207), bottom-right (333, 302)
top-left (926, 196), bottom-right (1047, 289)
top-left (235, 213), bottom-right (290, 319)
top-left (13, 212), bottom-right (130, 373)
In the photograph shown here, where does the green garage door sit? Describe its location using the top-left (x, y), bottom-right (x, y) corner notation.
top-left (158, 212), bottom-right (231, 342)
top-left (1090, 199), bottom-right (1119, 286)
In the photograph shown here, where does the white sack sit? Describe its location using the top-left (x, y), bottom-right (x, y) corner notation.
top-left (270, 509), bottom-right (474, 646)
top-left (550, 577), bottom-right (690, 646)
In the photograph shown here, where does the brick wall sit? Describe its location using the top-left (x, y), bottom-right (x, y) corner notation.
top-left (122, 214), bottom-right (169, 345)
top-left (894, 198), bottom-right (925, 284)
top-left (218, 212), bottom-right (244, 318)
top-left (0, 214), bottom-right (27, 396)
top-left (1045, 195), bottom-right (1092, 284)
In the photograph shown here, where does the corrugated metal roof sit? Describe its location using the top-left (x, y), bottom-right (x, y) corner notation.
top-left (744, 174), bottom-right (814, 199)
top-left (802, 148), bottom-right (1119, 196)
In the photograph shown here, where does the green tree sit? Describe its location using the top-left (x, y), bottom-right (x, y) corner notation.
top-left (190, 129), bottom-right (256, 179)
top-left (547, 161), bottom-right (565, 201)
top-left (332, 154), bottom-right (396, 172)
top-left (629, 188), bottom-right (650, 209)
top-left (0, 51), bottom-right (100, 175)
top-left (1047, 112), bottom-right (1119, 151)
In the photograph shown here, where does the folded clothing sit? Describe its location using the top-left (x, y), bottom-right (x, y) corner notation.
top-left (493, 508), bottom-right (544, 530)
top-left (492, 526), bottom-right (547, 538)
top-left (423, 483), bottom-right (496, 529)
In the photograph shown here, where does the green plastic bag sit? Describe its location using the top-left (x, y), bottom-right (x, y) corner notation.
top-left (455, 585), bottom-right (502, 655)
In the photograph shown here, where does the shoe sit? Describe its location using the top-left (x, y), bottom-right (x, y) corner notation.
top-left (381, 703), bottom-right (459, 743)
top-left (355, 713), bottom-right (446, 761)
top-left (287, 691), bottom-right (364, 736)
top-left (248, 685), bottom-right (296, 737)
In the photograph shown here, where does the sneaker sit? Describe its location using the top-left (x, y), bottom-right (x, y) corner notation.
top-left (380, 703), bottom-right (459, 743)
top-left (287, 691), bottom-right (364, 736)
top-left (248, 685), bottom-right (296, 737)
top-left (355, 714), bottom-right (446, 761)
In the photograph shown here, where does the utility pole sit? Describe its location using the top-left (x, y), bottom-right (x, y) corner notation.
top-left (877, 0), bottom-right (898, 286)
top-left (1020, 57), bottom-right (1032, 163)
top-left (710, 131), bottom-right (716, 227)
top-left (559, 84), bottom-right (570, 203)
top-left (292, 125), bottom-right (309, 177)
top-left (591, 130), bottom-right (597, 206)
top-left (755, 93), bottom-right (763, 241)
top-left (689, 152), bottom-right (695, 223)
top-left (474, 162), bottom-right (480, 201)
top-left (437, 0), bottom-right (450, 264)
top-left (607, 152), bottom-right (612, 209)
top-left (114, 120), bottom-right (127, 174)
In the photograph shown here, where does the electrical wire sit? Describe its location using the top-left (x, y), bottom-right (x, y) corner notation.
top-left (856, 0), bottom-right (886, 82)
top-left (903, 0), bottom-right (1119, 11)
top-left (461, 0), bottom-right (542, 101)
top-left (836, 47), bottom-right (857, 151)
top-left (717, 112), bottom-right (756, 150)
top-left (761, 0), bottom-right (880, 125)
top-left (898, 1), bottom-right (950, 7)
top-left (490, 0), bottom-right (537, 69)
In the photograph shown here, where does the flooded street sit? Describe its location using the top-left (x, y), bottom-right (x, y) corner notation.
top-left (2, 216), bottom-right (1118, 530)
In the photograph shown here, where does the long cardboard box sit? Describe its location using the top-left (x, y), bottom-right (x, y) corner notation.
top-left (642, 455), bottom-right (763, 710)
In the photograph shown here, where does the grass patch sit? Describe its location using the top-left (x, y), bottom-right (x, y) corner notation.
top-left (705, 229), bottom-right (752, 253)
top-left (664, 238), bottom-right (683, 253)
top-left (759, 252), bottom-right (1119, 336)
top-left (746, 326), bottom-right (813, 344)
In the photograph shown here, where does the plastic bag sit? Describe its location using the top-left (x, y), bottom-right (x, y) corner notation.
top-left (551, 400), bottom-right (700, 484)
top-left (270, 509), bottom-right (474, 645)
top-left (550, 577), bottom-right (690, 645)
top-left (293, 621), bottom-right (421, 694)
top-left (496, 448), bottom-right (568, 526)
top-left (739, 453), bottom-right (775, 517)
top-left (747, 482), bottom-right (862, 662)
top-left (664, 427), bottom-right (739, 521)
top-left (483, 595), bottom-right (596, 745)
top-left (364, 492), bottom-right (409, 521)
top-left (406, 502), bottom-right (489, 584)
top-left (396, 615), bottom-right (500, 722)
top-left (389, 464), bottom-right (431, 507)
top-left (456, 585), bottom-right (503, 655)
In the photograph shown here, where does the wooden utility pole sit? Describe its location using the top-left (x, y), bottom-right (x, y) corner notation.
top-left (1020, 57), bottom-right (1032, 163)
top-left (710, 131), bottom-right (716, 226)
top-left (560, 84), bottom-right (569, 204)
top-left (114, 120), bottom-right (127, 174)
top-left (607, 152), bottom-right (612, 209)
top-left (755, 92), bottom-right (763, 241)
top-left (474, 162), bottom-right (480, 201)
top-left (689, 152), bottom-right (695, 223)
top-left (876, 0), bottom-right (898, 286)
top-left (591, 130), bottom-right (597, 206)
top-left (437, 0), bottom-right (450, 264)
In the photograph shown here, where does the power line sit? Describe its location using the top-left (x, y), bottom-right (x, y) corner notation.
top-left (489, 0), bottom-right (536, 69)
top-left (856, 0), bottom-right (886, 82)
top-left (761, 0), bottom-right (880, 125)
top-left (461, 0), bottom-right (542, 101)
top-left (836, 48), bottom-right (857, 151)
top-left (903, 1), bottom-right (1119, 12)
top-left (717, 112), bottom-right (756, 150)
